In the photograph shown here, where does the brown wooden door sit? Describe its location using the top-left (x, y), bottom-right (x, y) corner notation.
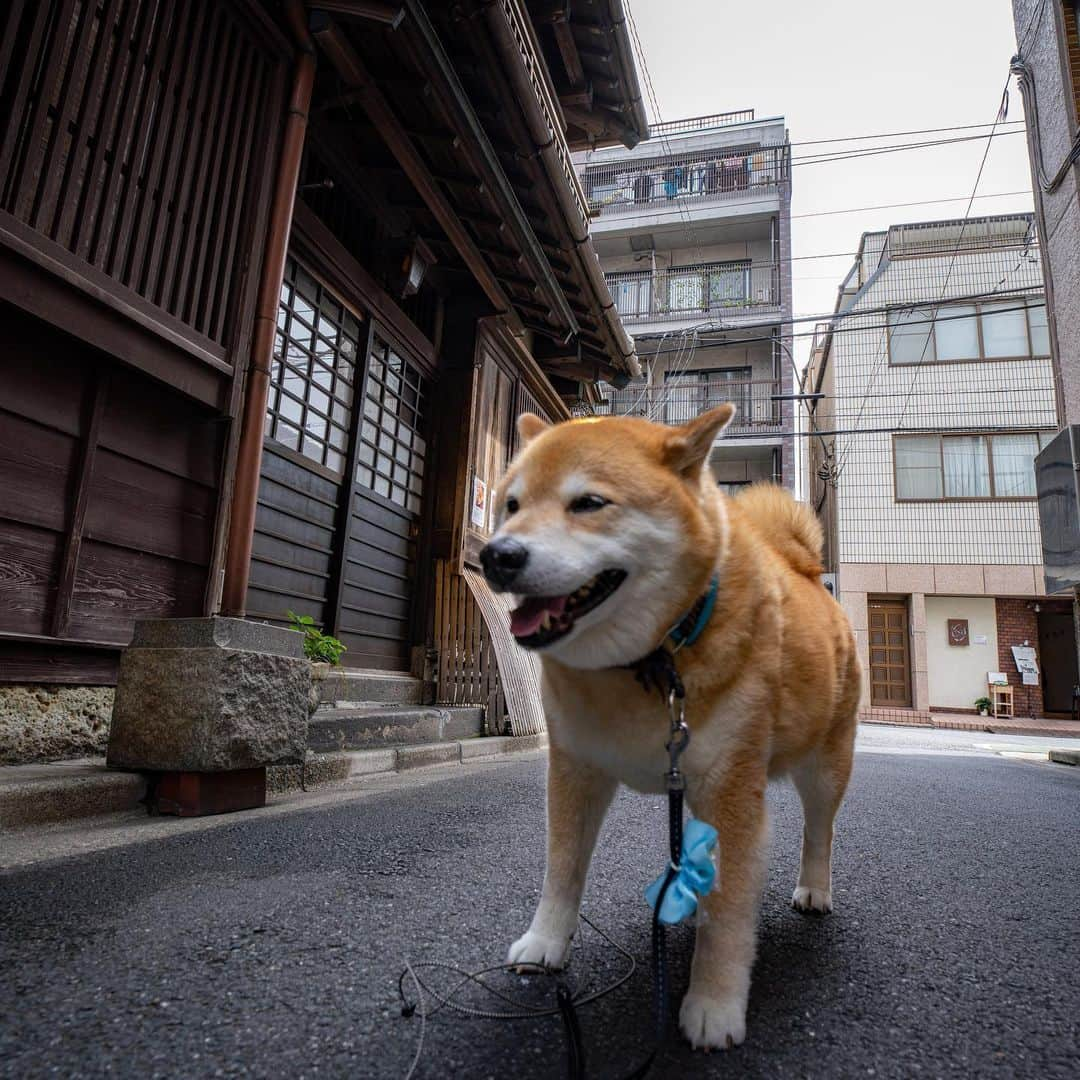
top-left (1037, 610), bottom-right (1078, 714)
top-left (335, 332), bottom-right (429, 670)
top-left (869, 599), bottom-right (911, 706)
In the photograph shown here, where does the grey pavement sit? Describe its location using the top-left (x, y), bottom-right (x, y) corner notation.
top-left (1, 729), bottom-right (1078, 1079)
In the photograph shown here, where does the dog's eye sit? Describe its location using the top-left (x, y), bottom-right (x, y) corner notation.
top-left (505, 496), bottom-right (520, 515)
top-left (568, 494), bottom-right (609, 513)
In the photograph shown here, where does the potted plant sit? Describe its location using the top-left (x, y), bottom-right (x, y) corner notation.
top-left (974, 696), bottom-right (992, 717)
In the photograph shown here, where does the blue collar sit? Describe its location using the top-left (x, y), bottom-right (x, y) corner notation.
top-left (666, 575), bottom-right (719, 651)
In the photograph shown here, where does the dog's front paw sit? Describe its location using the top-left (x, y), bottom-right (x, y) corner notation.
top-left (792, 885), bottom-right (833, 914)
top-left (507, 930), bottom-right (571, 971)
top-left (679, 992), bottom-right (747, 1051)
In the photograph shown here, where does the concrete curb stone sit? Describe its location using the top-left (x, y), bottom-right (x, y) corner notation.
top-left (1, 735), bottom-right (549, 828)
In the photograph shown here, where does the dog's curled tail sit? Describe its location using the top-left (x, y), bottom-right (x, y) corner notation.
top-left (732, 484), bottom-right (824, 579)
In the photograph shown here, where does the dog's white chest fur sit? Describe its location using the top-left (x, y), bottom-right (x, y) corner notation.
top-left (542, 672), bottom-right (741, 795)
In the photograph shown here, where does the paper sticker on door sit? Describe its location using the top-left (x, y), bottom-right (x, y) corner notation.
top-left (472, 476), bottom-right (488, 529)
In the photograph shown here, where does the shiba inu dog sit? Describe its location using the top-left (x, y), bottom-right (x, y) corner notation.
top-left (479, 406), bottom-right (861, 1051)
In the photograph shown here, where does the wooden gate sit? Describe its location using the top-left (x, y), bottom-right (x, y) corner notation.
top-left (869, 597), bottom-right (911, 707)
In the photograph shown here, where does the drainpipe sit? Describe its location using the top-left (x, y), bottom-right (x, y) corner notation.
top-left (220, 0), bottom-right (316, 616)
top-left (479, 1), bottom-right (640, 380)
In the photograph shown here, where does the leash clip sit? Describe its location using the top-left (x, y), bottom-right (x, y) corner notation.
top-left (665, 689), bottom-right (690, 785)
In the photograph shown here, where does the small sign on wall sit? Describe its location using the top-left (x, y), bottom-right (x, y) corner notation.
top-left (471, 475), bottom-right (488, 530)
top-left (947, 618), bottom-right (970, 646)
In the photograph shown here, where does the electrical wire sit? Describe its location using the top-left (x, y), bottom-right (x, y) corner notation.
top-left (784, 120), bottom-right (1025, 149)
top-left (788, 128), bottom-right (1025, 167)
top-left (789, 189), bottom-right (1031, 221)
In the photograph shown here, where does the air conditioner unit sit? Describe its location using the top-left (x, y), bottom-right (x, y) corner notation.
top-left (1035, 426), bottom-right (1080, 593)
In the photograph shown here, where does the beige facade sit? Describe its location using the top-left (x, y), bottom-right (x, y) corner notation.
top-left (808, 214), bottom-right (1075, 719)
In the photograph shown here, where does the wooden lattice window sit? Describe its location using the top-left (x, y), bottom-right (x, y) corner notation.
top-left (0, 0), bottom-right (282, 346)
top-left (357, 337), bottom-right (428, 514)
top-left (267, 259), bottom-right (361, 474)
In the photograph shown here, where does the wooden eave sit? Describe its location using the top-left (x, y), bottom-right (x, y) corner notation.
top-left (526, 0), bottom-right (649, 150)
top-left (305, 1), bottom-right (634, 384)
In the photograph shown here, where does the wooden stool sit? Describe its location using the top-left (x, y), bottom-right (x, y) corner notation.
top-left (991, 684), bottom-right (1014, 719)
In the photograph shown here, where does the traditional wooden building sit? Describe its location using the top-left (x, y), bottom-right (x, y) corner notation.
top-left (0, 0), bottom-right (645, 746)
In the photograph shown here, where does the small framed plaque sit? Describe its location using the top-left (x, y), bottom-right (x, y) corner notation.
top-left (947, 619), bottom-right (970, 646)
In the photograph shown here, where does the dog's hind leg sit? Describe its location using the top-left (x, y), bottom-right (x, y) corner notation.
top-left (507, 743), bottom-right (616, 971)
top-left (790, 726), bottom-right (854, 915)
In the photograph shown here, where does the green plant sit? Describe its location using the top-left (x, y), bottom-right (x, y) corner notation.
top-left (287, 611), bottom-right (347, 666)
top-left (974, 696), bottom-right (992, 713)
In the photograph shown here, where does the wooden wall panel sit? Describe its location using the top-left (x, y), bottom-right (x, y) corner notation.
top-left (245, 442), bottom-right (339, 627)
top-left (0, 522), bottom-right (63, 636)
top-left (0, 305), bottom-right (222, 682)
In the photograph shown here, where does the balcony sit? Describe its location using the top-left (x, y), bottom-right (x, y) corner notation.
top-left (579, 142), bottom-right (789, 218)
top-left (605, 261), bottom-right (780, 326)
top-left (596, 378), bottom-right (783, 435)
top-left (650, 110), bottom-right (757, 137)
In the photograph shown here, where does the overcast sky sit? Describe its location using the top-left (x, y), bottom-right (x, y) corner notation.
top-left (627, 0), bottom-right (1035, 365)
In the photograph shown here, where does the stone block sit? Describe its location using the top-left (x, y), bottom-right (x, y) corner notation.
top-left (983, 565), bottom-right (1037, 597)
top-left (932, 564), bottom-right (985, 595)
top-left (0, 686), bottom-right (114, 764)
top-left (885, 564), bottom-right (935, 595)
top-left (838, 563), bottom-right (887, 593)
top-left (107, 618), bottom-right (310, 772)
top-left (839, 590), bottom-right (868, 632)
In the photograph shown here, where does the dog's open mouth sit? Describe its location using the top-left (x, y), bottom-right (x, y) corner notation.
top-left (509, 569), bottom-right (627, 648)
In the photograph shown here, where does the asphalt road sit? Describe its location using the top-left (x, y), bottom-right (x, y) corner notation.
top-left (2, 735), bottom-right (1078, 1079)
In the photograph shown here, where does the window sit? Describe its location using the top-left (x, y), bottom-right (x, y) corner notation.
top-left (267, 259), bottom-right (361, 473)
top-left (894, 431), bottom-right (1052, 500)
top-left (888, 299), bottom-right (1048, 364)
top-left (664, 367), bottom-right (751, 425)
top-left (608, 272), bottom-right (652, 319)
top-left (355, 336), bottom-right (428, 514)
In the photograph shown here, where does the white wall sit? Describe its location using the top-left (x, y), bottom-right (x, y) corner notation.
top-left (924, 596), bottom-right (999, 710)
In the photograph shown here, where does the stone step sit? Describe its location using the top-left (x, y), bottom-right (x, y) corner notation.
top-left (314, 668), bottom-right (424, 706)
top-left (306, 704), bottom-right (484, 752)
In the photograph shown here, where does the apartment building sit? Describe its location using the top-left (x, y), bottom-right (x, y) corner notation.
top-left (805, 213), bottom-right (1076, 721)
top-left (574, 110), bottom-right (795, 490)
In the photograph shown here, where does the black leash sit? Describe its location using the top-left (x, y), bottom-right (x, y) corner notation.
top-left (399, 644), bottom-right (698, 1079)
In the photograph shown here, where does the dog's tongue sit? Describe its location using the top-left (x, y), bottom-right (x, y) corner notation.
top-left (510, 594), bottom-right (568, 638)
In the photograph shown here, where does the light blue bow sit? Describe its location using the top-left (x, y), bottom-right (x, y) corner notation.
top-left (644, 818), bottom-right (718, 925)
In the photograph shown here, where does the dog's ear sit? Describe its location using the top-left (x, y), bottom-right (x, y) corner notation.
top-left (663, 404), bottom-right (735, 479)
top-left (516, 412), bottom-right (550, 446)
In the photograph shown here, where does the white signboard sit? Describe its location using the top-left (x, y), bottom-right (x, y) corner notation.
top-left (1011, 646), bottom-right (1040, 687)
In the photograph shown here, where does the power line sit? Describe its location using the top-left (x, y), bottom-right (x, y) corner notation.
top-left (631, 289), bottom-right (1043, 344)
top-left (789, 189), bottom-right (1031, 221)
top-left (785, 120), bottom-right (1025, 149)
top-left (789, 128), bottom-right (1026, 167)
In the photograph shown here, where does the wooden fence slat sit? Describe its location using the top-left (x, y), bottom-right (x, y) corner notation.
top-left (51, 0), bottom-right (129, 248)
top-left (124, 0), bottom-right (206, 291)
top-left (30, 0), bottom-right (102, 234)
top-left (69, 0), bottom-right (151, 259)
top-left (178, 24), bottom-right (248, 329)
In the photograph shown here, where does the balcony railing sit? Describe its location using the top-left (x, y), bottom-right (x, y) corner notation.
top-left (605, 262), bottom-right (780, 324)
top-left (597, 379), bottom-right (783, 433)
top-left (579, 142), bottom-right (789, 217)
top-left (650, 110), bottom-right (755, 137)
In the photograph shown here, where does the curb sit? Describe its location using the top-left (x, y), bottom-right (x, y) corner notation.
top-left (1048, 748), bottom-right (1079, 766)
top-left (861, 717), bottom-right (1077, 739)
top-left (1, 735), bottom-right (548, 830)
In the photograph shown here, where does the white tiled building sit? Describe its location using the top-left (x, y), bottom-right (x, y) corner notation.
top-left (573, 110), bottom-right (796, 490)
top-left (805, 213), bottom-right (1076, 721)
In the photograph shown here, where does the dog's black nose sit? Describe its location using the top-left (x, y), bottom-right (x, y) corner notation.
top-left (480, 536), bottom-right (529, 589)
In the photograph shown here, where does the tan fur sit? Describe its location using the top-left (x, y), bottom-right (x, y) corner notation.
top-left (493, 409), bottom-right (861, 1051)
